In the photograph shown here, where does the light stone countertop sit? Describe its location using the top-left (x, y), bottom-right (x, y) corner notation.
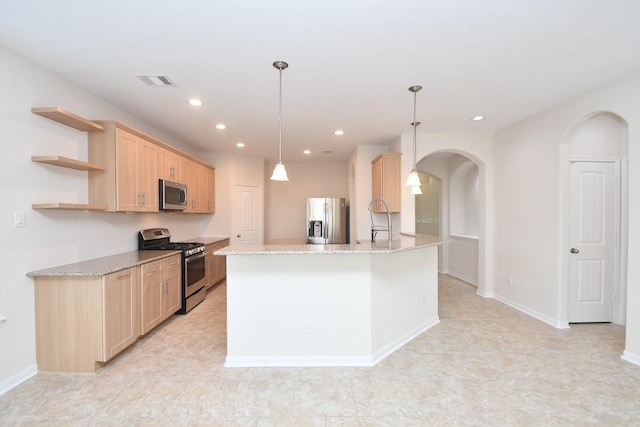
top-left (185, 237), bottom-right (229, 245)
top-left (26, 236), bottom-right (231, 278)
top-left (214, 234), bottom-right (446, 256)
top-left (26, 250), bottom-right (180, 278)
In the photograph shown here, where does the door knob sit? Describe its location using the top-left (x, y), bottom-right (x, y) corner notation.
top-left (236, 234), bottom-right (241, 238)
top-left (570, 248), bottom-right (580, 254)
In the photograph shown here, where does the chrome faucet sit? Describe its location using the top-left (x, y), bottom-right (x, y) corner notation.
top-left (368, 197), bottom-right (392, 242)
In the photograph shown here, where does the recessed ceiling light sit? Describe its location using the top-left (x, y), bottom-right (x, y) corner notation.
top-left (216, 124), bottom-right (226, 130)
top-left (236, 142), bottom-right (245, 148)
top-left (189, 99), bottom-right (203, 106)
top-left (471, 115), bottom-right (485, 121)
top-left (304, 150), bottom-right (311, 155)
top-left (334, 130), bottom-right (344, 135)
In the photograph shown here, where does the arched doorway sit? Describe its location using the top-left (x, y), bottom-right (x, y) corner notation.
top-left (416, 152), bottom-right (481, 287)
top-left (562, 111), bottom-right (628, 325)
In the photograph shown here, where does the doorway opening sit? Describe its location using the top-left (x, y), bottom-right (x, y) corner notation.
top-left (416, 152), bottom-right (481, 287)
top-left (564, 112), bottom-right (628, 326)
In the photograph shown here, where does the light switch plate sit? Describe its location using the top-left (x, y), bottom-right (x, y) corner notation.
top-left (14, 211), bottom-right (25, 228)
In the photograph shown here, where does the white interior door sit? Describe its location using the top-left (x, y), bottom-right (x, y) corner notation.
top-left (568, 161), bottom-right (618, 323)
top-left (233, 184), bottom-right (262, 246)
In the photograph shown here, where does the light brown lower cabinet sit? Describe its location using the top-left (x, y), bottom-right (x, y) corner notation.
top-left (33, 254), bottom-right (182, 373)
top-left (34, 267), bottom-right (140, 373)
top-left (205, 239), bottom-right (229, 290)
top-left (140, 254), bottom-right (181, 334)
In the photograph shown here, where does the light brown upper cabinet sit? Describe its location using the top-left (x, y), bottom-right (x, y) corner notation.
top-left (371, 153), bottom-right (401, 213)
top-left (184, 160), bottom-right (215, 214)
top-left (88, 121), bottom-right (214, 213)
top-left (89, 125), bottom-right (158, 212)
top-left (204, 167), bottom-right (215, 213)
top-left (158, 146), bottom-right (184, 183)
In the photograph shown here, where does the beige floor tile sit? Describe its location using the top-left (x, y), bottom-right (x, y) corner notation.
top-left (2, 275), bottom-right (640, 426)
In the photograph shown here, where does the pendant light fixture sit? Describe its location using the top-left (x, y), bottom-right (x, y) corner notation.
top-left (406, 85), bottom-right (422, 193)
top-left (270, 60), bottom-right (289, 181)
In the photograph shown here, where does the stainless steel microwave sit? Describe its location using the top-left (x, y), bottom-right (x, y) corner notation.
top-left (159, 179), bottom-right (187, 210)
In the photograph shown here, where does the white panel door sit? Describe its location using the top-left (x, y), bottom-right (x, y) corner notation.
top-left (233, 184), bottom-right (261, 246)
top-left (568, 161), bottom-right (617, 323)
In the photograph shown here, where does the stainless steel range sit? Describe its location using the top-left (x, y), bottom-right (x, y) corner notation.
top-left (138, 228), bottom-right (206, 313)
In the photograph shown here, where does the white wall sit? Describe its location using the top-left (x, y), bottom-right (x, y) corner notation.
top-left (492, 69), bottom-right (640, 363)
top-left (0, 45), bottom-right (214, 392)
top-left (447, 236), bottom-right (479, 286)
top-left (199, 152), bottom-right (265, 240)
top-left (265, 161), bottom-right (348, 242)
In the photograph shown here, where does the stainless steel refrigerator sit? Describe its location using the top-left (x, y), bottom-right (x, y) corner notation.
top-left (306, 198), bottom-right (348, 244)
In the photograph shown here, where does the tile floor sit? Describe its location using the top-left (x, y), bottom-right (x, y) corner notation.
top-left (1, 275), bottom-right (640, 426)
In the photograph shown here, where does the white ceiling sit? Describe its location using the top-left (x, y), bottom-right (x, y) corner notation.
top-left (2, 0), bottom-right (640, 162)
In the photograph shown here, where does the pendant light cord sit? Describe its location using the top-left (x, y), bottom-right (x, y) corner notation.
top-left (278, 66), bottom-right (283, 163)
top-left (412, 90), bottom-right (417, 171)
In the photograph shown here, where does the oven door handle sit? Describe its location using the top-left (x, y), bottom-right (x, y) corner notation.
top-left (185, 252), bottom-right (206, 263)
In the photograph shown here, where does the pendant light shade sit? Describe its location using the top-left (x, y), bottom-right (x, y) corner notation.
top-left (270, 60), bottom-right (289, 181)
top-left (406, 171), bottom-right (421, 186)
top-left (406, 85), bottom-right (422, 189)
top-left (271, 162), bottom-right (288, 181)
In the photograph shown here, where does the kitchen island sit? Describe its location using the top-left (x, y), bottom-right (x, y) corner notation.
top-left (215, 235), bottom-right (444, 367)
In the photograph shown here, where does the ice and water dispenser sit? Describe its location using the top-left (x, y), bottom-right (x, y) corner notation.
top-left (306, 197), bottom-right (347, 244)
top-left (308, 220), bottom-right (324, 239)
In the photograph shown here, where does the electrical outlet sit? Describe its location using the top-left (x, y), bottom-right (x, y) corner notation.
top-left (421, 295), bottom-right (426, 306)
top-left (305, 318), bottom-right (315, 334)
top-left (508, 277), bottom-right (513, 287)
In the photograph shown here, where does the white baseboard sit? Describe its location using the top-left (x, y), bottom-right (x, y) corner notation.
top-left (0, 364), bottom-right (37, 396)
top-left (225, 316), bottom-right (440, 368)
top-left (371, 316), bottom-right (440, 365)
top-left (447, 271), bottom-right (478, 287)
top-left (622, 349), bottom-right (640, 367)
top-left (491, 294), bottom-right (569, 329)
top-left (225, 354), bottom-right (375, 367)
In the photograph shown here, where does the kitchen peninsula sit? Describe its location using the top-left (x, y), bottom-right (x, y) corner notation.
top-left (215, 235), bottom-right (444, 367)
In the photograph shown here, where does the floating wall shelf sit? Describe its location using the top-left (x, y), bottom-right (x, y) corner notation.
top-left (31, 107), bottom-right (104, 132)
top-left (32, 203), bottom-right (106, 211)
top-left (31, 107), bottom-right (106, 211)
top-left (31, 155), bottom-right (105, 172)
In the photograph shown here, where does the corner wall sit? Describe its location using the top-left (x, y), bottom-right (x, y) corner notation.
top-left (492, 69), bottom-right (640, 363)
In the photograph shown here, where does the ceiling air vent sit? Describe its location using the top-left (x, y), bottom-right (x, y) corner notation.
top-left (136, 74), bottom-right (176, 87)
top-left (322, 150), bottom-right (334, 155)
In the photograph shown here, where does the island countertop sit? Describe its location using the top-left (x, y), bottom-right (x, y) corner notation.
top-left (215, 234), bottom-right (445, 256)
